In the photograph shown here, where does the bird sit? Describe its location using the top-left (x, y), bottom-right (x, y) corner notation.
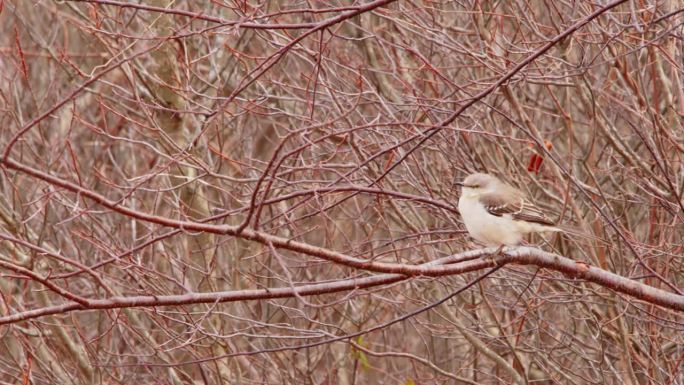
top-left (455, 172), bottom-right (560, 247)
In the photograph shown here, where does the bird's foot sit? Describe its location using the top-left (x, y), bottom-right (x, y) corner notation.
top-left (485, 245), bottom-right (506, 266)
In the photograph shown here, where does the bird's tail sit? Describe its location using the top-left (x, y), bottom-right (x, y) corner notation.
top-left (556, 224), bottom-right (609, 245)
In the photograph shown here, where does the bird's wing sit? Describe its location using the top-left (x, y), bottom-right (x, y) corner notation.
top-left (479, 191), bottom-right (556, 227)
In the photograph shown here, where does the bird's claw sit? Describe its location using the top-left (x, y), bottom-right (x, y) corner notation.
top-left (485, 245), bottom-right (506, 266)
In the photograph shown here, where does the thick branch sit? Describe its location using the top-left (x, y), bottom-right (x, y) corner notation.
top-left (1, 247), bottom-right (682, 325)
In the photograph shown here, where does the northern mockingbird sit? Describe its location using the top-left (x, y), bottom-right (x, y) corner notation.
top-left (455, 173), bottom-right (560, 246)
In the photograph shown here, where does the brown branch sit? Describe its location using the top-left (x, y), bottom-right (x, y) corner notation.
top-left (1, 44), bottom-right (163, 161)
top-left (113, 266), bottom-right (505, 367)
top-left (1, 247), bottom-right (682, 325)
top-left (0, 259), bottom-right (91, 306)
top-left (196, 0), bottom-right (397, 145)
top-left (69, 0), bottom-right (363, 30)
top-left (370, 0), bottom-right (631, 185)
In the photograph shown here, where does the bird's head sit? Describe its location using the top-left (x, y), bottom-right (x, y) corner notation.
top-left (455, 173), bottom-right (499, 197)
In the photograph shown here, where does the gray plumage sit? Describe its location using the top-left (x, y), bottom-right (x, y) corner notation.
top-left (456, 173), bottom-right (559, 246)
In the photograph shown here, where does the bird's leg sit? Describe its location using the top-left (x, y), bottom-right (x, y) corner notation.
top-left (484, 245), bottom-right (506, 266)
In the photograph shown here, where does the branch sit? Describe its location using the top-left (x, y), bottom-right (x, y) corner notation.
top-left (368, 0), bottom-right (630, 184)
top-left (69, 0), bottom-right (364, 30)
top-left (1, 247), bottom-right (682, 325)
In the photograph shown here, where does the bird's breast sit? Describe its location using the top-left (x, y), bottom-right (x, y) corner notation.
top-left (458, 196), bottom-right (523, 246)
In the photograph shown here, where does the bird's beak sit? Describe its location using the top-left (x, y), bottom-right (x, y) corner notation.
top-left (453, 181), bottom-right (465, 187)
